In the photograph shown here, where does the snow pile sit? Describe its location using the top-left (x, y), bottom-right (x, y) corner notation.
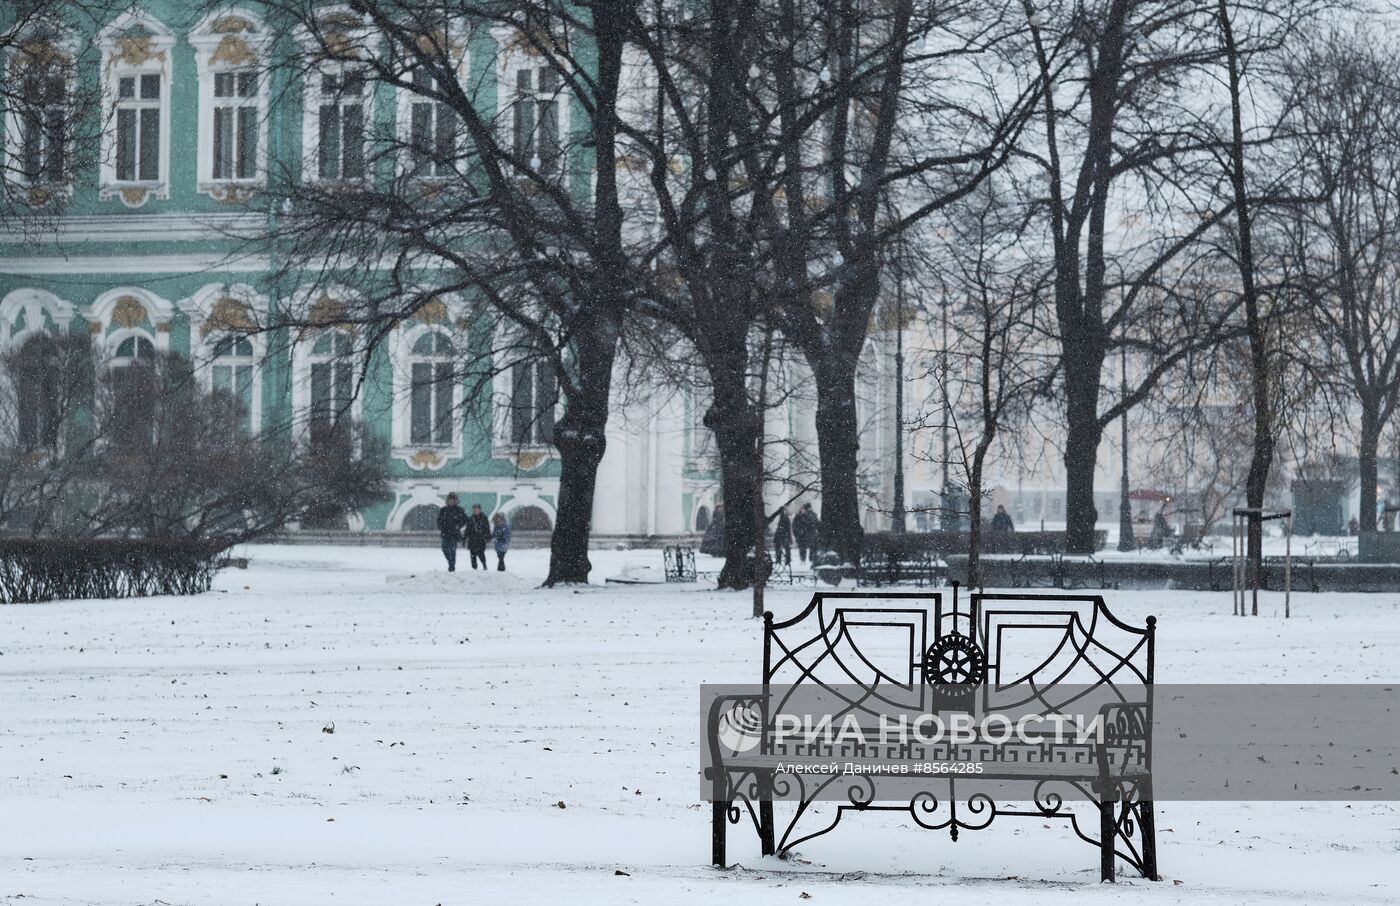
top-left (383, 567), bottom-right (534, 594)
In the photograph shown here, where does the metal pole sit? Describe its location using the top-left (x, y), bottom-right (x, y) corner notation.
top-left (940, 285), bottom-right (951, 530)
top-left (1232, 511), bottom-right (1242, 616)
top-left (1251, 510), bottom-right (1259, 616)
top-left (1285, 512), bottom-right (1292, 618)
top-left (1118, 345), bottom-right (1135, 551)
top-left (892, 241), bottom-right (906, 534)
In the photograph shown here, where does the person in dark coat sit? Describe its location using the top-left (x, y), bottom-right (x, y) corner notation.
top-left (700, 503), bottom-right (726, 557)
top-left (491, 512), bottom-right (512, 571)
top-left (990, 504), bottom-right (1015, 534)
top-left (772, 507), bottom-right (792, 566)
top-left (792, 503), bottom-right (820, 563)
top-left (463, 503), bottom-right (492, 570)
top-left (436, 493), bottom-right (468, 571)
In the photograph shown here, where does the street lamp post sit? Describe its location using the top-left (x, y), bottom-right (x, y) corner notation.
top-left (1118, 344), bottom-right (1136, 551)
top-left (892, 246), bottom-right (907, 533)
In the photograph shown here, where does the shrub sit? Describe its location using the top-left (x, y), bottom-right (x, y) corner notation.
top-left (0, 537), bottom-right (227, 604)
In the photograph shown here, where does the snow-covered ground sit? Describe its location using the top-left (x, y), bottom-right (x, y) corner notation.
top-left (2, 544), bottom-right (1398, 905)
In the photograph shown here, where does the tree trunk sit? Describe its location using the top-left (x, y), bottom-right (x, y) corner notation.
top-left (1063, 345), bottom-right (1105, 553)
top-left (966, 454), bottom-right (985, 588)
top-left (544, 310), bottom-right (620, 587)
top-left (1359, 406), bottom-right (1380, 534)
top-left (708, 395), bottom-right (761, 591)
top-left (811, 356), bottom-right (865, 566)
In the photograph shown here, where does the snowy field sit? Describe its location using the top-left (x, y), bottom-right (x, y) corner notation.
top-left (3, 544), bottom-right (1399, 906)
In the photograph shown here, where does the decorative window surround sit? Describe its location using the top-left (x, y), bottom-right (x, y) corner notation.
top-left (489, 26), bottom-right (571, 179)
top-left (388, 293), bottom-right (469, 471)
top-left (98, 11), bottom-right (175, 208)
top-left (289, 286), bottom-right (364, 452)
top-left (88, 287), bottom-right (174, 353)
top-left (2, 28), bottom-right (77, 201)
top-left (490, 324), bottom-right (561, 465)
top-left (0, 288), bottom-right (77, 346)
top-left (298, 9), bottom-right (377, 186)
top-left (178, 283), bottom-right (267, 433)
top-left (394, 24), bottom-right (469, 182)
top-left (191, 10), bottom-right (270, 203)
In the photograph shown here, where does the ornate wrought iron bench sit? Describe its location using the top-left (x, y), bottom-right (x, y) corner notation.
top-left (856, 549), bottom-right (949, 587)
top-left (704, 587), bottom-right (1158, 882)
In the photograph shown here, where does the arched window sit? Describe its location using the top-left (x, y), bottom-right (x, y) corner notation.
top-left (510, 504), bottom-right (552, 531)
top-left (694, 505), bottom-right (711, 533)
top-left (211, 334), bottom-right (255, 435)
top-left (309, 329), bottom-right (353, 450)
top-left (15, 334), bottom-right (60, 450)
top-left (111, 334), bottom-right (156, 448)
top-left (409, 330), bottom-right (455, 446)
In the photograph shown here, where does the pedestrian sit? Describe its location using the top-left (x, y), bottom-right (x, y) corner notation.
top-left (436, 493), bottom-right (468, 572)
top-left (1349, 514), bottom-right (1360, 536)
top-left (700, 503), bottom-right (726, 558)
top-left (792, 503), bottom-right (820, 563)
top-left (491, 511), bottom-right (512, 572)
top-left (464, 503), bottom-right (491, 570)
top-left (772, 506), bottom-right (792, 566)
top-left (991, 504), bottom-right (1015, 534)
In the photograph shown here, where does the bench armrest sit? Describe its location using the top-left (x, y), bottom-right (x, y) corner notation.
top-left (705, 693), bottom-right (770, 778)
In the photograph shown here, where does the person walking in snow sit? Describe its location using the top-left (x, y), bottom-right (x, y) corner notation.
top-left (792, 503), bottom-right (820, 563)
top-left (991, 504), bottom-right (1015, 534)
top-left (700, 503), bottom-right (726, 557)
top-left (436, 493), bottom-right (468, 571)
top-left (772, 506), bottom-right (792, 566)
top-left (464, 503), bottom-right (492, 570)
top-left (491, 511), bottom-right (512, 572)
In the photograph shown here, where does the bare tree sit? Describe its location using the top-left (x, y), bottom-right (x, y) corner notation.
top-left (1282, 28), bottom-right (1400, 536)
top-left (911, 183), bottom-right (1050, 585)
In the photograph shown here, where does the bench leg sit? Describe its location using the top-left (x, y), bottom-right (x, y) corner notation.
top-left (1099, 796), bottom-right (1116, 882)
top-left (712, 800), bottom-right (728, 867)
top-left (758, 772), bottom-right (775, 856)
top-left (1138, 792), bottom-right (1159, 880)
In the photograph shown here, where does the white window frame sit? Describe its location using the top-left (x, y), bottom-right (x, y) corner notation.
top-left (396, 66), bottom-right (461, 181)
top-left (298, 11), bottom-right (377, 186)
top-left (290, 300), bottom-right (365, 454)
top-left (388, 293), bottom-right (468, 469)
top-left (490, 27), bottom-right (571, 179)
top-left (391, 324), bottom-right (464, 461)
top-left (97, 12), bottom-right (175, 206)
top-left (3, 33), bottom-right (76, 192)
top-left (177, 283), bottom-right (267, 434)
top-left (191, 10), bottom-right (270, 199)
top-left (490, 327), bottom-right (561, 456)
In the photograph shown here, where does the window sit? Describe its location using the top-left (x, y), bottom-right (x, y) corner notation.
top-left (509, 347), bottom-right (554, 446)
top-left (409, 330), bottom-right (455, 446)
top-left (115, 73), bottom-right (161, 183)
top-left (316, 66), bottom-right (367, 181)
top-left (15, 334), bottom-right (60, 450)
top-left (98, 14), bottom-right (174, 204)
top-left (308, 330), bottom-right (354, 449)
top-left (111, 334), bottom-right (156, 448)
top-left (407, 69), bottom-right (456, 178)
top-left (192, 10), bottom-right (269, 196)
top-left (16, 60), bottom-right (67, 184)
top-left (512, 66), bottom-right (560, 175)
top-left (212, 71), bottom-right (258, 181)
top-left (211, 335), bottom-right (255, 435)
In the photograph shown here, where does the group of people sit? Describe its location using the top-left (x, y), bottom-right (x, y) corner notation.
top-left (437, 494), bottom-right (512, 572)
top-left (771, 502), bottom-right (822, 565)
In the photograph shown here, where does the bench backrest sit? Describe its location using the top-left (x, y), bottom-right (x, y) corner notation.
top-left (763, 588), bottom-right (1154, 724)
